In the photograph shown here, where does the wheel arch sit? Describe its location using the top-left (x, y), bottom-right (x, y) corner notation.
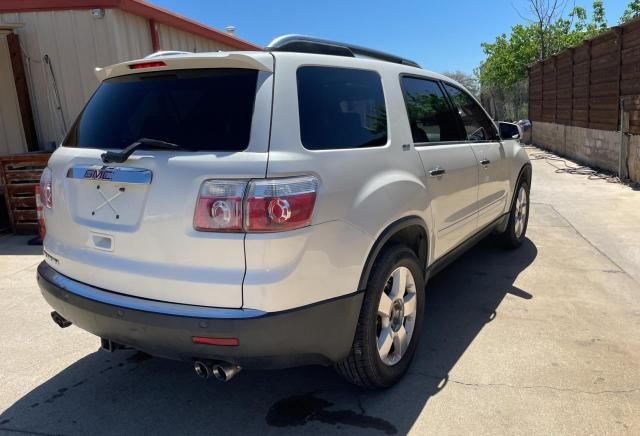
top-left (357, 216), bottom-right (429, 291)
top-left (496, 162), bottom-right (532, 234)
top-left (511, 163), bottom-right (532, 210)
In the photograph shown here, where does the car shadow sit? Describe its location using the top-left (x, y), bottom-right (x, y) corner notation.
top-left (0, 235), bottom-right (43, 256)
top-left (0, 237), bottom-right (537, 435)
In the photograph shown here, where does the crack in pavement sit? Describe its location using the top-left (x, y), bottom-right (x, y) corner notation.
top-left (411, 371), bottom-right (640, 396)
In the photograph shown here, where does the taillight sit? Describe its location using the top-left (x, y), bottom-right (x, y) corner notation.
top-left (245, 176), bottom-right (318, 232)
top-left (128, 61), bottom-right (166, 69)
top-left (194, 176), bottom-right (318, 233)
top-left (194, 180), bottom-right (247, 232)
top-left (40, 167), bottom-right (53, 209)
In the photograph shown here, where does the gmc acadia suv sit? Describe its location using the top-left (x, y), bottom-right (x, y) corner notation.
top-left (37, 35), bottom-right (531, 388)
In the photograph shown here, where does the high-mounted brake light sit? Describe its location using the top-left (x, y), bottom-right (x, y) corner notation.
top-left (39, 167), bottom-right (53, 209)
top-left (128, 61), bottom-right (166, 70)
top-left (194, 176), bottom-right (319, 233)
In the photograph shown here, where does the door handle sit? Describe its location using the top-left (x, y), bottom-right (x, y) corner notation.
top-left (480, 159), bottom-right (491, 166)
top-left (429, 168), bottom-right (446, 177)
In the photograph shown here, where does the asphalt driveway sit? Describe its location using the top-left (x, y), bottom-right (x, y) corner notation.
top-left (0, 148), bottom-right (639, 435)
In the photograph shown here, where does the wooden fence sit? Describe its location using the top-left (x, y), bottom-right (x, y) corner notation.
top-left (529, 17), bottom-right (640, 134)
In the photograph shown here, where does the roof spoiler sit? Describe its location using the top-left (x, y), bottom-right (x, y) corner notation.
top-left (94, 52), bottom-right (273, 82)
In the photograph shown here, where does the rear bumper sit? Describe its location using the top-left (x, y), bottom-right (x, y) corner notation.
top-left (37, 261), bottom-right (363, 369)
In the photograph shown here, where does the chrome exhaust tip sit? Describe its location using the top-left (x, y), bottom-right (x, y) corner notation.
top-left (194, 361), bottom-right (212, 379)
top-left (51, 311), bottom-right (72, 328)
top-left (211, 363), bottom-right (242, 382)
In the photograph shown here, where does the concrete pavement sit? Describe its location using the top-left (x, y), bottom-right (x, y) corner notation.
top-left (0, 147), bottom-right (639, 435)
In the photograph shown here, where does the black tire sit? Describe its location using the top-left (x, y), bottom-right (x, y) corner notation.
top-left (335, 245), bottom-right (425, 388)
top-left (500, 179), bottom-right (530, 248)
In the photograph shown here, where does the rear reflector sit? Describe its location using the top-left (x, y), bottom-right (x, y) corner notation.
top-left (128, 61), bottom-right (166, 69)
top-left (192, 336), bottom-right (239, 346)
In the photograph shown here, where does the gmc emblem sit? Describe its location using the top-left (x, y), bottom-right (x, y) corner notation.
top-left (84, 169), bottom-right (114, 181)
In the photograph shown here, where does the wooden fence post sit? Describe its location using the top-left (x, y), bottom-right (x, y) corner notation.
top-left (6, 33), bottom-right (38, 152)
top-left (586, 40), bottom-right (592, 128)
top-left (615, 26), bottom-right (623, 130)
top-left (553, 56), bottom-right (558, 123)
top-left (569, 48), bottom-right (574, 126)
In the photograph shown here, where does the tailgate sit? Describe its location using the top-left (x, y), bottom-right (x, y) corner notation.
top-left (42, 57), bottom-right (273, 308)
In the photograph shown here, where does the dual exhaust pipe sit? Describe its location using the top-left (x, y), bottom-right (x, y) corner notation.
top-left (52, 311), bottom-right (241, 382)
top-left (194, 360), bottom-right (242, 382)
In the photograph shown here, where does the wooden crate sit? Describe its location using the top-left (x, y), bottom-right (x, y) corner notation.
top-left (0, 153), bottom-right (51, 234)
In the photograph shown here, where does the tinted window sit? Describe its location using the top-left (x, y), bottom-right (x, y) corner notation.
top-left (297, 67), bottom-right (387, 150)
top-left (63, 69), bottom-right (259, 151)
top-left (401, 77), bottom-right (464, 143)
top-left (443, 84), bottom-right (498, 142)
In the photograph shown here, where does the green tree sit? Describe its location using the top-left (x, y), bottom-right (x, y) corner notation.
top-left (620, 0), bottom-right (640, 23)
top-left (479, 1), bottom-right (608, 90)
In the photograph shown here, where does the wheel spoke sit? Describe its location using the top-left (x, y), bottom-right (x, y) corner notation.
top-left (403, 292), bottom-right (417, 316)
top-left (377, 326), bottom-right (393, 360)
top-left (390, 268), bottom-right (406, 300)
top-left (378, 292), bottom-right (393, 318)
top-left (393, 326), bottom-right (408, 357)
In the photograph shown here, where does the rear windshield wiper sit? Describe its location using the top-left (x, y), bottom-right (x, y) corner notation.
top-left (101, 138), bottom-right (181, 164)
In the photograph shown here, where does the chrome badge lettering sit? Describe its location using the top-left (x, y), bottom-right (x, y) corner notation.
top-left (84, 168), bottom-right (114, 181)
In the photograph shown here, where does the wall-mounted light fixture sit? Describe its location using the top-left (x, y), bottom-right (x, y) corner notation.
top-left (91, 8), bottom-right (105, 19)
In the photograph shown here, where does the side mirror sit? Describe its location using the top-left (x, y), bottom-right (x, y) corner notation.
top-left (499, 122), bottom-right (520, 140)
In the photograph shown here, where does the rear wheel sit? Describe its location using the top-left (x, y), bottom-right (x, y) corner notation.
top-left (336, 245), bottom-right (425, 388)
top-left (500, 180), bottom-right (530, 248)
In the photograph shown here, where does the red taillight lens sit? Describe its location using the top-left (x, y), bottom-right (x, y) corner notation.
top-left (39, 167), bottom-right (53, 209)
top-left (128, 61), bottom-right (166, 69)
top-left (245, 176), bottom-right (318, 232)
top-left (194, 176), bottom-right (318, 233)
top-left (194, 180), bottom-right (247, 232)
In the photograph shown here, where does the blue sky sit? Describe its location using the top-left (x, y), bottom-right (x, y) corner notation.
top-left (150, 0), bottom-right (631, 74)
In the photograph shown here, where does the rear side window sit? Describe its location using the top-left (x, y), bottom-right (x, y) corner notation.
top-left (401, 76), bottom-right (464, 143)
top-left (297, 66), bottom-right (387, 150)
top-left (63, 69), bottom-right (259, 151)
top-left (443, 83), bottom-right (498, 142)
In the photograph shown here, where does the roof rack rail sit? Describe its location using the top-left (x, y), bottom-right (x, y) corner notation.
top-left (266, 35), bottom-right (421, 68)
top-left (145, 50), bottom-right (192, 59)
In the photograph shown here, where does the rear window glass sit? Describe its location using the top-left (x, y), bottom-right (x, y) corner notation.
top-left (63, 69), bottom-right (259, 151)
top-left (297, 66), bottom-right (387, 150)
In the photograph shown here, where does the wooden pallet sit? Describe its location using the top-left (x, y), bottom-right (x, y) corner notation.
top-left (0, 153), bottom-right (51, 234)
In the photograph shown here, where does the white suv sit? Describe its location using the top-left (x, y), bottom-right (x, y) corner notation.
top-left (37, 35), bottom-right (531, 388)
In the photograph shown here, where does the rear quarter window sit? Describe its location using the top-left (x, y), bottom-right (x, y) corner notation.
top-left (297, 66), bottom-right (387, 150)
top-left (63, 69), bottom-right (259, 152)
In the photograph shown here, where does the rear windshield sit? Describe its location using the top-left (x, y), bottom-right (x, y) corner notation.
top-left (63, 68), bottom-right (259, 152)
